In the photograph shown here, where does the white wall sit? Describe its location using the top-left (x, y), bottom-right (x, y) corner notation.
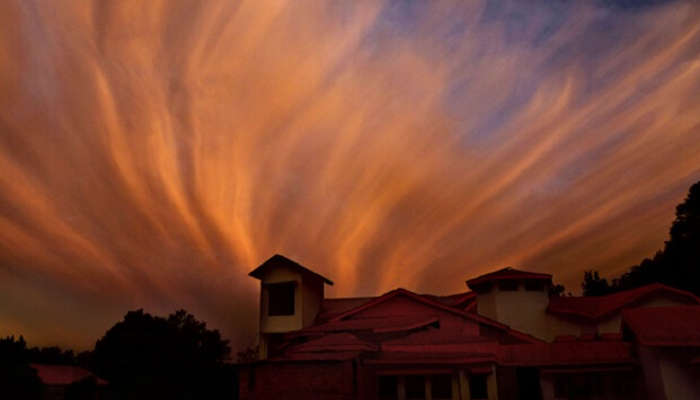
top-left (476, 282), bottom-right (579, 341)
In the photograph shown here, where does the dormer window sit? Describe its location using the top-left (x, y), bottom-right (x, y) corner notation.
top-left (524, 280), bottom-right (545, 291)
top-left (473, 282), bottom-right (493, 294)
top-left (498, 280), bottom-right (518, 291)
top-left (268, 282), bottom-right (296, 316)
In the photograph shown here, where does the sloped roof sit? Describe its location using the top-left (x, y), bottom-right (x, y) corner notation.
top-left (367, 337), bottom-right (500, 366)
top-left (316, 292), bottom-right (476, 323)
top-left (499, 341), bottom-right (634, 366)
top-left (30, 364), bottom-right (108, 386)
top-left (466, 267), bottom-right (551, 288)
top-left (366, 351), bottom-right (497, 365)
top-left (382, 330), bottom-right (491, 346)
top-left (328, 288), bottom-right (542, 344)
top-left (301, 315), bottom-right (439, 334)
top-left (328, 288), bottom-right (479, 322)
top-left (422, 291), bottom-right (476, 310)
top-left (316, 297), bottom-right (376, 322)
top-left (622, 306), bottom-right (700, 347)
top-left (248, 254), bottom-right (333, 285)
top-left (270, 351), bottom-right (361, 361)
top-left (548, 283), bottom-right (700, 321)
top-left (287, 332), bottom-right (378, 353)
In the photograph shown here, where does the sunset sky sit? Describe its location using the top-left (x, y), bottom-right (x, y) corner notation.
top-left (1, 0), bottom-right (699, 351)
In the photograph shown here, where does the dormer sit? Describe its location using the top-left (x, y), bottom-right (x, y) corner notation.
top-left (467, 267), bottom-right (552, 339)
top-left (249, 254), bottom-right (333, 358)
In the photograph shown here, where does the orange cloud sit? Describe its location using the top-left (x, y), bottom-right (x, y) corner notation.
top-left (0, 0), bottom-right (698, 350)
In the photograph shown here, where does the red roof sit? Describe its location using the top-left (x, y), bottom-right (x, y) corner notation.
top-left (316, 292), bottom-right (475, 323)
top-left (300, 315), bottom-right (439, 334)
top-left (381, 330), bottom-right (494, 346)
top-left (30, 364), bottom-right (108, 386)
top-left (328, 288), bottom-right (542, 344)
top-left (499, 341), bottom-right (634, 366)
top-left (366, 352), bottom-right (496, 365)
top-left (548, 283), bottom-right (700, 321)
top-left (422, 292), bottom-right (476, 310)
top-left (287, 333), bottom-right (378, 353)
top-left (466, 267), bottom-right (551, 288)
top-left (249, 254), bottom-right (333, 285)
top-left (622, 306), bottom-right (700, 347)
top-left (382, 340), bottom-right (501, 357)
top-left (271, 351), bottom-right (361, 361)
top-left (316, 297), bottom-right (376, 322)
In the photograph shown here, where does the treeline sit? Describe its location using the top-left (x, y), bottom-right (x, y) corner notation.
top-left (1, 309), bottom-right (237, 400)
top-left (0, 335), bottom-right (44, 399)
top-left (573, 180), bottom-right (699, 296)
top-left (1, 335), bottom-right (87, 366)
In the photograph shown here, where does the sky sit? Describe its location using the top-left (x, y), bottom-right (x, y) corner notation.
top-left (0, 0), bottom-right (699, 352)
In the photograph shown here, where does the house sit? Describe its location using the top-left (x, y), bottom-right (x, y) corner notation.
top-left (238, 254), bottom-right (700, 400)
top-left (31, 364), bottom-right (109, 400)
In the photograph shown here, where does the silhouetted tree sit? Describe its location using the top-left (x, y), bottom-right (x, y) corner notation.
top-left (582, 180), bottom-right (700, 296)
top-left (93, 309), bottom-right (232, 399)
top-left (65, 376), bottom-right (99, 400)
top-left (581, 271), bottom-right (613, 296)
top-left (548, 283), bottom-right (567, 297)
top-left (76, 350), bottom-right (95, 370)
top-left (236, 345), bottom-right (259, 363)
top-left (0, 336), bottom-right (44, 399)
top-left (27, 345), bottom-right (76, 365)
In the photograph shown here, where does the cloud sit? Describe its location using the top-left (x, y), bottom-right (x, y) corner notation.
top-left (0, 0), bottom-right (698, 350)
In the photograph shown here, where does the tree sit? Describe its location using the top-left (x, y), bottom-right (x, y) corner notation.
top-left (582, 180), bottom-right (700, 296)
top-left (236, 345), bottom-right (259, 363)
top-left (64, 376), bottom-right (99, 400)
top-left (581, 271), bottom-right (613, 296)
top-left (548, 283), bottom-right (567, 297)
top-left (93, 309), bottom-right (232, 399)
top-left (663, 180), bottom-right (700, 288)
top-left (27, 345), bottom-right (76, 365)
top-left (0, 336), bottom-right (44, 399)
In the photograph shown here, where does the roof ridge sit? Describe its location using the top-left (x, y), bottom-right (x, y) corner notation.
top-left (548, 282), bottom-right (700, 320)
top-left (326, 287), bottom-right (542, 344)
top-left (248, 254), bottom-right (334, 285)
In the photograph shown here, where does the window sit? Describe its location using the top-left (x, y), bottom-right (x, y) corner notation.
top-left (405, 375), bottom-right (425, 400)
top-left (378, 375), bottom-right (398, 400)
top-left (470, 375), bottom-right (488, 399)
top-left (267, 282), bottom-right (295, 316)
top-left (524, 280), bottom-right (545, 291)
top-left (516, 367), bottom-right (542, 399)
top-left (498, 280), bottom-right (519, 291)
top-left (473, 283), bottom-right (493, 294)
top-left (431, 374), bottom-right (452, 399)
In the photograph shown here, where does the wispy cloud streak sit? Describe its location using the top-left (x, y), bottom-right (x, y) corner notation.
top-left (0, 0), bottom-right (698, 349)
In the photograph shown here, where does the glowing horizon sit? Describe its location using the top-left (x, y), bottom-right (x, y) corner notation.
top-left (1, 0), bottom-right (699, 351)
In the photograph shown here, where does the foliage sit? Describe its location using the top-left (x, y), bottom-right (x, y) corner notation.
top-left (548, 283), bottom-right (567, 297)
top-left (93, 309), bottom-right (233, 399)
top-left (27, 345), bottom-right (77, 365)
top-left (581, 271), bottom-right (613, 296)
top-left (236, 345), bottom-right (259, 363)
top-left (64, 376), bottom-right (99, 400)
top-left (582, 180), bottom-right (700, 296)
top-left (0, 336), bottom-right (44, 399)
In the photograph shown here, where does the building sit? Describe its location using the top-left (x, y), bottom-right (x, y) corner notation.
top-left (30, 363), bottom-right (109, 400)
top-left (239, 254), bottom-right (700, 400)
